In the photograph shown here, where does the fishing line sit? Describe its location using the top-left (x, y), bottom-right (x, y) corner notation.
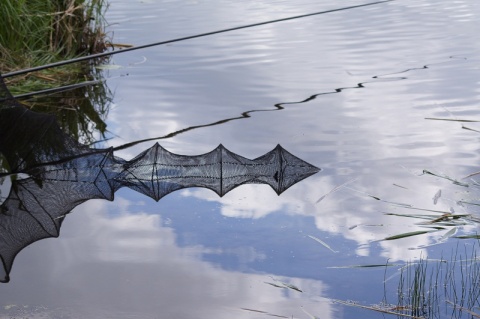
top-left (3, 0), bottom-right (394, 78)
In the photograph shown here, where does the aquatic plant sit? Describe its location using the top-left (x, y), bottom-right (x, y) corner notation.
top-left (378, 245), bottom-right (478, 319)
top-left (323, 245), bottom-right (480, 319)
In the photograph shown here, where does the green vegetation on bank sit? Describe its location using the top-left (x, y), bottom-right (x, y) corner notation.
top-left (0, 0), bottom-right (109, 71)
top-left (0, 0), bottom-right (113, 144)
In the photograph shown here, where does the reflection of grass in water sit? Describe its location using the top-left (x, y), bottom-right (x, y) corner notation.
top-left (20, 67), bottom-right (113, 145)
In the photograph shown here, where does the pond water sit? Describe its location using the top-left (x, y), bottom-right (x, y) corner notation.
top-left (1, 0), bottom-right (480, 318)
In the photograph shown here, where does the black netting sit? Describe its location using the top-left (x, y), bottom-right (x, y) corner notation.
top-left (119, 143), bottom-right (319, 200)
top-left (0, 73), bottom-right (320, 282)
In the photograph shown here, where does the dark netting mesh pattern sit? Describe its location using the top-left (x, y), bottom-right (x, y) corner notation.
top-left (0, 73), bottom-right (320, 282)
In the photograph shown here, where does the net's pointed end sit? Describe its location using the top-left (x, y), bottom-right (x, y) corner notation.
top-left (276, 146), bottom-right (321, 194)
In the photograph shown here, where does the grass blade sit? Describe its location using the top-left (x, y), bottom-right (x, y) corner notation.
top-left (384, 230), bottom-right (435, 241)
top-left (454, 234), bottom-right (480, 239)
top-left (266, 277), bottom-right (303, 293)
top-left (328, 263), bottom-right (399, 269)
top-left (422, 170), bottom-right (469, 187)
top-left (425, 117), bottom-right (480, 122)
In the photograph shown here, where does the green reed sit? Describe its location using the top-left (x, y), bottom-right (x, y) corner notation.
top-left (392, 244), bottom-right (480, 319)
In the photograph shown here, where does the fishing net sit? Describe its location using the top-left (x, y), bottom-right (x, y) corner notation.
top-left (0, 73), bottom-right (320, 282)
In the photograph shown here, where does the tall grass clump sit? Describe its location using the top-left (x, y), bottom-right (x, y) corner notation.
top-left (0, 0), bottom-right (111, 94)
top-left (0, 0), bottom-right (110, 72)
top-left (391, 244), bottom-right (480, 319)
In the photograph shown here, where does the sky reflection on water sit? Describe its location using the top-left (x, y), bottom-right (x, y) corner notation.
top-left (1, 0), bottom-right (480, 318)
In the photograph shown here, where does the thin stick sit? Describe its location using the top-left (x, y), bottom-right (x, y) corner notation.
top-left (2, 80), bottom-right (102, 100)
top-left (332, 299), bottom-right (425, 319)
top-left (2, 0), bottom-right (393, 78)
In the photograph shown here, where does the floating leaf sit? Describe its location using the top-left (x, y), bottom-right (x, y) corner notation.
top-left (308, 235), bottom-right (338, 253)
top-left (280, 282), bottom-right (302, 293)
top-left (267, 277), bottom-right (303, 292)
top-left (384, 230), bottom-right (433, 241)
top-left (419, 226), bottom-right (446, 230)
top-left (264, 282), bottom-right (284, 289)
top-left (241, 308), bottom-right (267, 314)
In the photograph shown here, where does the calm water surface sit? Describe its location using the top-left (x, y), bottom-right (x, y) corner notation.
top-left (1, 0), bottom-right (480, 318)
